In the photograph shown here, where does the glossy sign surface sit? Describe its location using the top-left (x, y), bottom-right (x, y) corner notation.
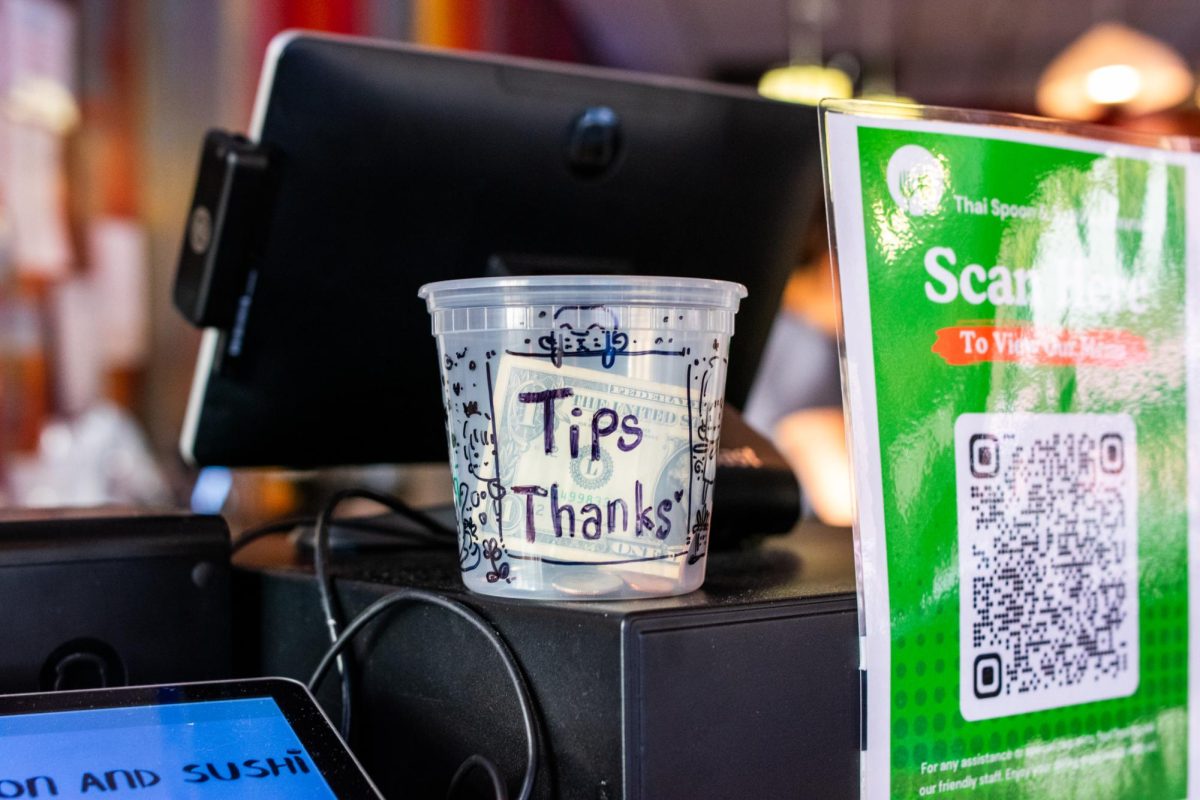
top-left (826, 104), bottom-right (1196, 800)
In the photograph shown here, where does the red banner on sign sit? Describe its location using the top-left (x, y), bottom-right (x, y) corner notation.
top-left (931, 325), bottom-right (1148, 367)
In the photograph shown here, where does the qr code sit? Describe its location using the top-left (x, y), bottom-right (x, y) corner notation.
top-left (956, 413), bottom-right (1138, 721)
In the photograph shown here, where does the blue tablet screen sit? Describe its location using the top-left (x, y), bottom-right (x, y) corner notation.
top-left (0, 697), bottom-right (337, 798)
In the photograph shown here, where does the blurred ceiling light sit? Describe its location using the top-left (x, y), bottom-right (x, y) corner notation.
top-left (859, 91), bottom-right (917, 105)
top-left (1037, 22), bottom-right (1192, 120)
top-left (760, 0), bottom-right (850, 105)
top-left (759, 63), bottom-right (854, 105)
top-left (1084, 63), bottom-right (1141, 104)
top-left (6, 77), bottom-right (80, 134)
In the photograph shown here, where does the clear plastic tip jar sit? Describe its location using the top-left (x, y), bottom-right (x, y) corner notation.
top-left (419, 276), bottom-right (747, 600)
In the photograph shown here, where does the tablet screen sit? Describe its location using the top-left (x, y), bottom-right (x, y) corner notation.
top-left (0, 697), bottom-right (337, 798)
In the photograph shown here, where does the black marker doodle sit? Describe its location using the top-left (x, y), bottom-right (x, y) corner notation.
top-left (482, 538), bottom-right (512, 583)
top-left (506, 305), bottom-right (684, 368)
top-left (459, 514), bottom-right (481, 572)
top-left (686, 346), bottom-right (726, 564)
top-left (443, 345), bottom-right (514, 581)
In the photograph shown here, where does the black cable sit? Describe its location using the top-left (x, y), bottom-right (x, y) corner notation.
top-left (237, 491), bottom-right (535, 797)
top-left (307, 588), bottom-right (540, 800)
top-left (336, 514), bottom-right (455, 547)
top-left (314, 490), bottom-right (369, 742)
top-left (447, 755), bottom-right (508, 800)
top-left (311, 489), bottom-right (458, 743)
top-left (230, 498), bottom-right (455, 555)
top-left (340, 487), bottom-right (454, 541)
top-left (230, 491), bottom-right (456, 739)
top-left (230, 516), bottom-right (313, 554)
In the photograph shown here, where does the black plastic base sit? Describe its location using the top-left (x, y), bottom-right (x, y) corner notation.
top-left (234, 522), bottom-right (860, 800)
top-left (0, 509), bottom-right (232, 692)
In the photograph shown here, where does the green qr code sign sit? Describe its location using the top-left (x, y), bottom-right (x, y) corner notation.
top-left (823, 104), bottom-right (1197, 800)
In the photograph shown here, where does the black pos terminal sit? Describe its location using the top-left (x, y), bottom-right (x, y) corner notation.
top-left (168, 32), bottom-right (859, 800)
